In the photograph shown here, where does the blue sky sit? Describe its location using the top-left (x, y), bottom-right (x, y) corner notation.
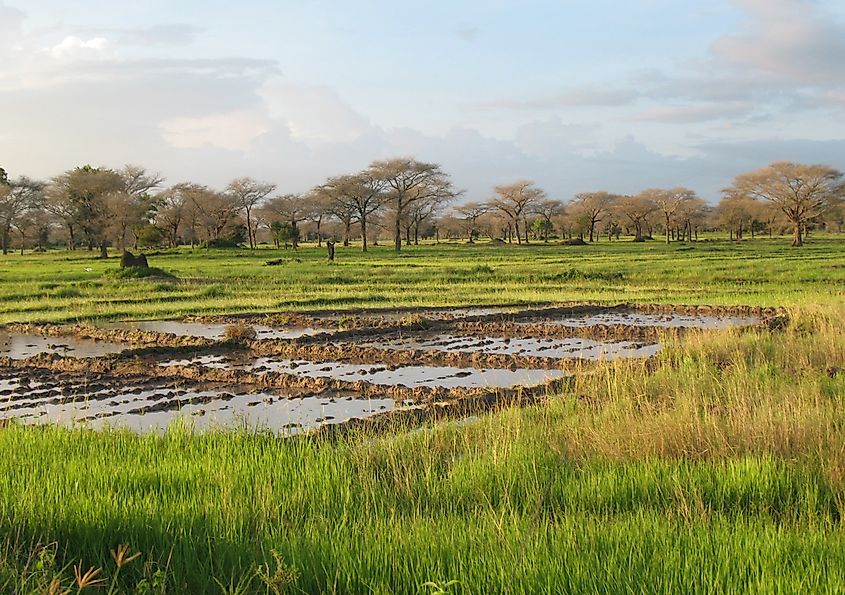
top-left (2, 0), bottom-right (845, 201)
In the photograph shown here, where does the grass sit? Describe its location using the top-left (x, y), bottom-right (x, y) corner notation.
top-left (0, 234), bottom-right (843, 323)
top-left (0, 235), bottom-right (844, 593)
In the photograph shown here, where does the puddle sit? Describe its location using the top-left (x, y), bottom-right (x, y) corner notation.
top-left (0, 370), bottom-right (397, 434)
top-left (359, 333), bottom-right (661, 360)
top-left (0, 332), bottom-right (128, 359)
top-left (312, 306), bottom-right (521, 322)
top-left (105, 321), bottom-right (322, 340)
top-left (520, 311), bottom-right (759, 329)
top-left (179, 356), bottom-right (568, 389)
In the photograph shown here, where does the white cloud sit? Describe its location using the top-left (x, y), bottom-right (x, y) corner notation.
top-left (258, 78), bottom-right (374, 144)
top-left (48, 36), bottom-right (111, 60)
top-left (159, 109), bottom-right (270, 152)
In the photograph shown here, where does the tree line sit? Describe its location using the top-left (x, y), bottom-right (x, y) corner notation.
top-left (0, 159), bottom-right (842, 255)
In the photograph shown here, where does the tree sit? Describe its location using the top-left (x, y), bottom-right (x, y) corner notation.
top-left (641, 187), bottom-right (698, 244)
top-left (1, 177), bottom-right (44, 255)
top-left (185, 185), bottom-right (241, 244)
top-left (154, 185), bottom-right (190, 247)
top-left (453, 202), bottom-right (489, 243)
top-left (725, 161), bottom-right (843, 247)
top-left (319, 172), bottom-right (388, 252)
top-left (614, 193), bottom-right (657, 241)
top-left (370, 158), bottom-right (455, 252)
top-left (570, 192), bottom-right (614, 242)
top-left (492, 180), bottom-right (545, 245)
top-left (271, 221), bottom-right (299, 249)
top-left (226, 177), bottom-right (276, 249)
top-left (716, 193), bottom-right (757, 240)
top-left (530, 198), bottom-right (565, 242)
top-left (263, 194), bottom-right (314, 249)
top-left (47, 166), bottom-right (125, 257)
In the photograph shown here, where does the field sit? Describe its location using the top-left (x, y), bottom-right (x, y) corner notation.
top-left (0, 236), bottom-right (844, 594)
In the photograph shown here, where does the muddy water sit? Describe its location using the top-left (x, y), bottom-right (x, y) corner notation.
top-left (105, 321), bottom-right (322, 340)
top-left (0, 332), bottom-right (128, 359)
top-left (187, 356), bottom-right (568, 389)
top-left (519, 311), bottom-right (760, 329)
top-left (0, 371), bottom-right (397, 434)
top-left (359, 333), bottom-right (661, 360)
top-left (312, 306), bottom-right (521, 322)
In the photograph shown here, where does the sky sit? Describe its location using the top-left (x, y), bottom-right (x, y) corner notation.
top-left (1, 0), bottom-right (845, 202)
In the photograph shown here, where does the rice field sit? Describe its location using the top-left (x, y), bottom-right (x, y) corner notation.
top-left (0, 236), bottom-right (843, 593)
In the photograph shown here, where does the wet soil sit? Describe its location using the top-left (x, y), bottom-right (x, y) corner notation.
top-left (0, 302), bottom-right (781, 434)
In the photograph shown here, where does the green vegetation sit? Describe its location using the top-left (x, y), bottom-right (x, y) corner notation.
top-left (0, 237), bottom-right (844, 593)
top-left (0, 235), bottom-right (844, 324)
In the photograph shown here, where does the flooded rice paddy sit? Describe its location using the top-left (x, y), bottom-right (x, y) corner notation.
top-left (0, 304), bottom-right (768, 434)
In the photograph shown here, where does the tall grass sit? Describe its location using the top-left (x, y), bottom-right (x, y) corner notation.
top-left (1, 303), bottom-right (844, 592)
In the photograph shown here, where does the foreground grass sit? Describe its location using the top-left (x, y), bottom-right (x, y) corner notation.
top-left (1, 305), bottom-right (844, 593)
top-left (1, 235), bottom-right (844, 322)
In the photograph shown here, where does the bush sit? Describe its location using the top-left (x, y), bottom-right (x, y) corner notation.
top-left (224, 323), bottom-right (257, 342)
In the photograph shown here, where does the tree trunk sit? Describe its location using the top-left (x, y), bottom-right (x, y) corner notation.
top-left (792, 223), bottom-right (803, 247)
top-left (394, 205), bottom-right (402, 252)
top-left (361, 217), bottom-right (369, 252)
top-left (316, 218), bottom-right (323, 247)
top-left (343, 221), bottom-right (351, 247)
top-left (514, 220), bottom-right (522, 245)
top-left (99, 243), bottom-right (108, 259)
top-left (665, 214), bottom-right (671, 244)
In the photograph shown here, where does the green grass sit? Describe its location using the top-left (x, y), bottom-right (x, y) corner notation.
top-left (0, 234), bottom-right (843, 323)
top-left (0, 236), bottom-right (844, 593)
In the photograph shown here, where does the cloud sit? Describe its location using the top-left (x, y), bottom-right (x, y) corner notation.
top-left (455, 25), bottom-right (479, 42)
top-left (159, 109), bottom-right (271, 152)
top-left (478, 87), bottom-right (639, 110)
top-left (712, 0), bottom-right (845, 84)
top-left (258, 78), bottom-right (375, 144)
top-left (0, 2), bottom-right (24, 34)
top-left (633, 102), bottom-right (754, 123)
top-left (48, 36), bottom-right (111, 59)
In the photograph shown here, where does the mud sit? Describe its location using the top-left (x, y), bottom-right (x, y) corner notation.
top-left (0, 301), bottom-right (784, 435)
top-left (0, 367), bottom-right (398, 434)
top-left (104, 321), bottom-right (323, 341)
top-left (0, 331), bottom-right (128, 359)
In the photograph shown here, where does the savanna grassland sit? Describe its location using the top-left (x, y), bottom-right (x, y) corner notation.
top-left (1, 236), bottom-right (844, 594)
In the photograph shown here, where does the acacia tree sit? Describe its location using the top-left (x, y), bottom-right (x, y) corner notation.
top-left (725, 161), bottom-right (843, 247)
top-left (453, 202), bottom-right (489, 243)
top-left (49, 166), bottom-right (125, 257)
top-left (402, 178), bottom-right (457, 245)
top-left (716, 193), bottom-right (757, 240)
top-left (320, 172), bottom-right (388, 252)
top-left (370, 158), bottom-right (454, 252)
top-left (263, 193), bottom-right (313, 249)
top-left (1, 177), bottom-right (44, 255)
top-left (492, 180), bottom-right (545, 245)
top-left (614, 193), bottom-right (657, 241)
top-left (530, 198), bottom-right (565, 242)
top-left (570, 192), bottom-right (615, 242)
top-left (226, 177), bottom-right (276, 249)
top-left (640, 187), bottom-right (698, 244)
top-left (185, 185), bottom-right (241, 244)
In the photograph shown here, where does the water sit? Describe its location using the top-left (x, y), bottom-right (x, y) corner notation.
top-left (205, 357), bottom-right (568, 389)
top-left (0, 332), bottom-right (128, 359)
top-left (359, 333), bottom-right (661, 360)
top-left (518, 311), bottom-right (760, 329)
top-left (0, 371), bottom-right (396, 434)
top-left (105, 321), bottom-right (322, 340)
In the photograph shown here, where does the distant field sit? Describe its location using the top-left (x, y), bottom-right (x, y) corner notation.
top-left (1, 236), bottom-right (844, 594)
top-left (0, 234), bottom-right (844, 323)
